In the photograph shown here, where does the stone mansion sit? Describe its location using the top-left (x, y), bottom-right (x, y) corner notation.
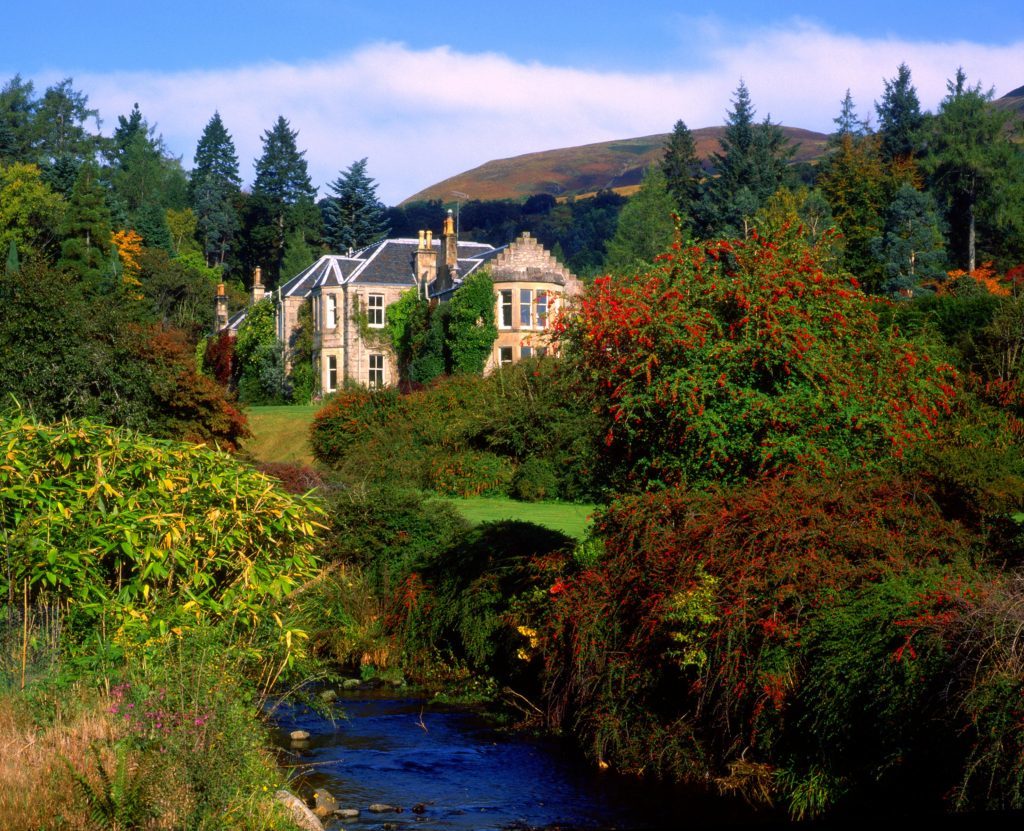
top-left (216, 215), bottom-right (583, 392)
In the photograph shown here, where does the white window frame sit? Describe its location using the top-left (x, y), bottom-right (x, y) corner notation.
top-left (498, 289), bottom-right (513, 329)
top-left (367, 293), bottom-right (385, 328)
top-left (368, 353), bottom-right (384, 388)
top-left (498, 346), bottom-right (513, 367)
top-left (521, 345), bottom-right (533, 359)
top-left (326, 294), bottom-right (337, 329)
top-left (535, 290), bottom-right (549, 329)
top-left (519, 288), bottom-right (533, 328)
top-left (326, 355), bottom-right (338, 392)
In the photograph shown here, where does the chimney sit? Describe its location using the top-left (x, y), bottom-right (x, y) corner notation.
top-left (414, 229), bottom-right (437, 298)
top-left (442, 208), bottom-right (458, 282)
top-left (215, 282), bottom-right (229, 331)
top-left (251, 266), bottom-right (265, 305)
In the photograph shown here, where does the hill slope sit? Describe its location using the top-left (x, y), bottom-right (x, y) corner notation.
top-left (402, 125), bottom-right (829, 204)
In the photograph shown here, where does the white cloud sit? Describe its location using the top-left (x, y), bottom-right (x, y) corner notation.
top-left (63, 24), bottom-right (1024, 204)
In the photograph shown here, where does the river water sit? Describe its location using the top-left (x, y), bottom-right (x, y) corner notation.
top-left (272, 687), bottom-right (764, 831)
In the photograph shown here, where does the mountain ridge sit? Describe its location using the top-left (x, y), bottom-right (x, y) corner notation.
top-left (403, 86), bottom-right (1024, 205)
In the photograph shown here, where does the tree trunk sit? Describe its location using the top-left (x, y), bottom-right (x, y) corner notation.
top-left (968, 200), bottom-right (976, 274)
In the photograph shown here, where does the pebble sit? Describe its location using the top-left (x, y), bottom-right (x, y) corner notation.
top-left (342, 678), bottom-right (362, 689)
top-left (368, 803), bottom-right (398, 813)
top-left (336, 808), bottom-right (360, 819)
top-left (290, 729), bottom-right (311, 741)
top-left (319, 688), bottom-right (338, 703)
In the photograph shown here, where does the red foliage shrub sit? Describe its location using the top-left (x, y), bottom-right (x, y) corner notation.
top-left (204, 330), bottom-right (237, 387)
top-left (557, 234), bottom-right (961, 490)
top-left (538, 473), bottom-right (981, 779)
top-left (255, 462), bottom-right (325, 494)
top-left (123, 323), bottom-right (249, 450)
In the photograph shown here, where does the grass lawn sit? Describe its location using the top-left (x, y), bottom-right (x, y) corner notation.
top-left (446, 496), bottom-right (597, 540)
top-left (242, 404), bottom-right (319, 466)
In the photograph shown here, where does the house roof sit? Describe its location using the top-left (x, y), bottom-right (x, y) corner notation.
top-left (276, 237), bottom-right (504, 299)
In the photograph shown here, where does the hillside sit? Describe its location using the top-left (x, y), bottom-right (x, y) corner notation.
top-left (402, 125), bottom-right (829, 204)
top-left (993, 84), bottom-right (1024, 118)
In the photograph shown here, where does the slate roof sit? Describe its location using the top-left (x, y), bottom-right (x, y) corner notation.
top-left (276, 238), bottom-right (504, 297)
top-left (225, 236), bottom-right (506, 330)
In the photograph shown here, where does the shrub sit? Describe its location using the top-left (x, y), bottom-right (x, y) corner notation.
top-left (406, 520), bottom-right (575, 680)
top-left (310, 386), bottom-right (407, 466)
top-left (536, 472), bottom-right (985, 811)
top-left (557, 234), bottom-right (961, 490)
top-left (512, 457), bottom-right (560, 501)
top-left (320, 485), bottom-right (467, 592)
top-left (428, 450), bottom-right (513, 497)
top-left (0, 415), bottom-right (323, 645)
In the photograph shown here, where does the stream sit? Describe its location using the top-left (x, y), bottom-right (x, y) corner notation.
top-left (271, 686), bottom-right (766, 831)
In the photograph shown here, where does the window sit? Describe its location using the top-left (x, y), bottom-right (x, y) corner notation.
top-left (498, 346), bottom-right (513, 367)
top-left (326, 355), bottom-right (338, 392)
top-left (520, 288), bottom-right (533, 327)
top-left (521, 345), bottom-right (533, 359)
top-left (498, 290), bottom-right (513, 328)
top-left (369, 353), bottom-right (384, 388)
top-left (367, 293), bottom-right (384, 327)
top-left (535, 290), bottom-right (548, 329)
top-left (536, 346), bottom-right (548, 357)
top-left (326, 294), bottom-right (337, 328)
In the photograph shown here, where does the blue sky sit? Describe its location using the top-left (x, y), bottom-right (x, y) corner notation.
top-left (5, 1), bottom-right (1023, 202)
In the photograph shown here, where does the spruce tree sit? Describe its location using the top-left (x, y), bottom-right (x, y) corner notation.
top-left (660, 119), bottom-right (702, 232)
top-left (701, 81), bottom-right (794, 237)
top-left (190, 112), bottom-right (242, 266)
top-left (923, 69), bottom-right (1024, 272)
top-left (831, 89), bottom-right (869, 143)
top-left (605, 166), bottom-right (676, 272)
top-left (249, 116), bottom-right (318, 285)
top-left (0, 75), bottom-right (36, 165)
top-left (322, 158), bottom-right (389, 252)
top-left (58, 162), bottom-right (112, 283)
top-left (871, 183), bottom-right (946, 296)
top-left (875, 64), bottom-right (924, 164)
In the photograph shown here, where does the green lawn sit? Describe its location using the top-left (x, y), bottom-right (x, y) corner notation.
top-left (241, 404), bottom-right (319, 466)
top-left (445, 496), bottom-right (597, 540)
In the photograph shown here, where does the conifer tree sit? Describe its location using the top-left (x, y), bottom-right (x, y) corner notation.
top-left (875, 63), bottom-right (924, 164)
top-left (831, 89), bottom-right (869, 143)
top-left (818, 133), bottom-right (888, 291)
top-left (660, 119), bottom-right (702, 231)
top-left (871, 183), bottom-right (946, 296)
top-left (605, 166), bottom-right (676, 272)
top-left (108, 103), bottom-right (189, 226)
top-left (0, 75), bottom-right (36, 165)
top-left (701, 81), bottom-right (794, 236)
top-left (322, 158), bottom-right (389, 252)
top-left (923, 68), bottom-right (1024, 272)
top-left (190, 112), bottom-right (242, 266)
top-left (58, 162), bottom-right (112, 283)
top-left (248, 116), bottom-right (318, 285)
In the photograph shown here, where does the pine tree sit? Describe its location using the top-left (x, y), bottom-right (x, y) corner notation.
top-left (108, 103), bottom-right (189, 224)
top-left (701, 81), bottom-right (794, 236)
top-left (871, 183), bottom-right (946, 296)
top-left (249, 116), bottom-right (318, 285)
top-left (818, 133), bottom-right (888, 291)
top-left (58, 162), bottom-right (112, 283)
top-left (322, 158), bottom-right (389, 252)
top-left (660, 119), bottom-right (702, 231)
top-left (831, 89), bottom-right (869, 143)
top-left (605, 166), bottom-right (676, 272)
top-left (0, 75), bottom-right (36, 165)
top-left (875, 64), bottom-right (924, 164)
top-left (923, 68), bottom-right (1024, 272)
top-left (190, 112), bottom-right (242, 266)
